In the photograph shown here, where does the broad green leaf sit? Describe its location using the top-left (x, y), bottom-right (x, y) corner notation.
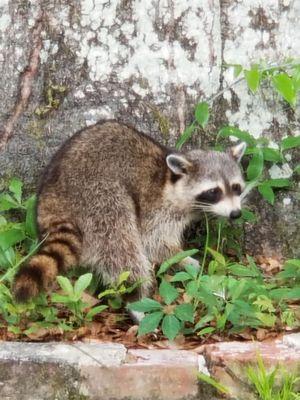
top-left (184, 264), bottom-right (199, 279)
top-left (218, 126), bottom-right (255, 145)
top-left (272, 74), bottom-right (296, 107)
top-left (0, 228), bottom-right (26, 251)
top-left (176, 124), bottom-right (196, 150)
top-left (51, 293), bottom-right (71, 304)
top-left (86, 305), bottom-right (108, 320)
top-left (281, 136), bottom-right (300, 151)
top-left (138, 311), bottom-right (164, 336)
top-left (244, 68), bottom-right (260, 93)
top-left (161, 314), bottom-right (181, 340)
top-left (157, 249), bottom-right (199, 276)
top-left (198, 373), bottom-right (229, 394)
top-left (258, 183), bottom-right (274, 205)
top-left (127, 298), bottom-right (163, 312)
top-left (228, 264), bottom-right (260, 277)
top-left (0, 193), bottom-right (20, 211)
top-left (56, 276), bottom-right (74, 296)
top-left (25, 195), bottom-right (38, 239)
top-left (9, 178), bottom-right (23, 204)
top-left (74, 273), bottom-right (93, 296)
top-left (264, 178), bottom-right (290, 188)
top-left (294, 164), bottom-right (300, 174)
top-left (195, 102), bottom-right (210, 128)
top-left (171, 272), bottom-right (192, 282)
top-left (159, 280), bottom-right (179, 305)
top-left (117, 271), bottom-right (130, 286)
top-left (255, 312), bottom-right (276, 327)
top-left (207, 248), bottom-right (226, 266)
top-left (247, 150), bottom-right (264, 181)
top-left (262, 148), bottom-right (282, 163)
top-left (174, 303), bottom-right (194, 323)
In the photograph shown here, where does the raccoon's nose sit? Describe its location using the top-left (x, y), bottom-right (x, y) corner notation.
top-left (230, 209), bottom-right (241, 219)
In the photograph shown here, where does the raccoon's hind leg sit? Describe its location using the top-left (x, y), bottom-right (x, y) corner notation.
top-left (13, 220), bottom-right (83, 302)
top-left (80, 209), bottom-right (155, 322)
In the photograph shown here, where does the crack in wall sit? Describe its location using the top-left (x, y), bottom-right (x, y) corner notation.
top-left (0, 10), bottom-right (44, 152)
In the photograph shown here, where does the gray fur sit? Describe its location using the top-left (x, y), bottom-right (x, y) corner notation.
top-left (31, 121), bottom-right (245, 300)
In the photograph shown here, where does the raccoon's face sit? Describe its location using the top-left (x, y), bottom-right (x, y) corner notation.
top-left (165, 143), bottom-right (246, 219)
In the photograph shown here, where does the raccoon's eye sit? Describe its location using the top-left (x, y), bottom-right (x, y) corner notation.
top-left (196, 187), bottom-right (222, 203)
top-left (232, 183), bottom-right (242, 195)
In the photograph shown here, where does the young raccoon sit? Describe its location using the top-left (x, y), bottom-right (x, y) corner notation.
top-left (13, 120), bottom-right (246, 309)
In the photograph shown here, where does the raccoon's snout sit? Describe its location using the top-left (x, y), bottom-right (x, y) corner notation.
top-left (229, 209), bottom-right (241, 219)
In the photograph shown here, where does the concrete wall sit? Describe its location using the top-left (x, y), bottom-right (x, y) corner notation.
top-left (0, 0), bottom-right (299, 257)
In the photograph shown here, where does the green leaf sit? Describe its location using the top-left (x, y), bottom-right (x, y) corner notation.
top-left (176, 124), bottom-right (196, 150)
top-left (262, 148), bottom-right (282, 163)
top-left (218, 126), bottom-right (255, 145)
top-left (157, 249), bottom-right (199, 276)
top-left (197, 326), bottom-right (215, 336)
top-left (194, 314), bottom-right (214, 330)
top-left (241, 209), bottom-right (256, 222)
top-left (272, 73), bottom-right (296, 107)
top-left (159, 280), bottom-right (179, 305)
top-left (281, 136), bottom-right (300, 151)
top-left (0, 228), bottom-right (26, 251)
top-left (25, 195), bottom-right (38, 239)
top-left (138, 311), bottom-right (164, 336)
top-left (56, 276), bottom-right (74, 296)
top-left (233, 64), bottom-right (243, 78)
top-left (86, 305), bottom-right (108, 320)
top-left (161, 314), bottom-right (181, 340)
top-left (207, 248), bottom-right (226, 266)
top-left (117, 271), bottom-right (130, 286)
top-left (228, 264), bottom-right (261, 277)
top-left (244, 68), bottom-right (260, 93)
top-left (184, 264), bottom-right (199, 279)
top-left (127, 298), bottom-right (163, 312)
top-left (294, 164), bottom-right (300, 174)
top-left (292, 65), bottom-right (300, 91)
top-left (247, 150), bottom-right (264, 181)
top-left (258, 183), bottom-right (274, 205)
top-left (171, 272), bottom-right (192, 282)
top-left (51, 293), bottom-right (71, 304)
top-left (98, 288), bottom-right (117, 299)
top-left (9, 178), bottom-right (23, 204)
top-left (264, 178), bottom-right (290, 188)
top-left (174, 303), bottom-right (194, 323)
top-left (0, 193), bottom-right (20, 211)
top-left (198, 373), bottom-right (229, 394)
top-left (195, 102), bottom-right (210, 128)
top-left (74, 273), bottom-right (93, 296)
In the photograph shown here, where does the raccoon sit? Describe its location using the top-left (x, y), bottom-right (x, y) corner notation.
top-left (13, 120), bottom-right (246, 310)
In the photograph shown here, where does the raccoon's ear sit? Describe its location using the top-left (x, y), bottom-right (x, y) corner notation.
top-left (229, 142), bottom-right (247, 163)
top-left (166, 154), bottom-right (192, 175)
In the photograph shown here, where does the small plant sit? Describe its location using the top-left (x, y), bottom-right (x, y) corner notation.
top-left (51, 273), bottom-right (107, 325)
top-left (247, 354), bottom-right (300, 400)
top-left (98, 271), bottom-right (141, 309)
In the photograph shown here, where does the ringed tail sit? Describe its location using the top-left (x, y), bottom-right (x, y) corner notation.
top-left (13, 220), bottom-right (82, 302)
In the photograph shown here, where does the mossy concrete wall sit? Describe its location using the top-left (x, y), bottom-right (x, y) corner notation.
top-left (0, 0), bottom-right (299, 257)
